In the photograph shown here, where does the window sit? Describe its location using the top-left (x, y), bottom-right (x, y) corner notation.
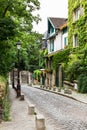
top-left (50, 27), bottom-right (54, 34)
top-left (73, 7), bottom-right (84, 21)
top-left (80, 7), bottom-right (84, 15)
top-left (74, 7), bottom-right (80, 20)
top-left (73, 34), bottom-right (78, 47)
top-left (50, 39), bottom-right (54, 52)
top-left (64, 37), bottom-right (68, 47)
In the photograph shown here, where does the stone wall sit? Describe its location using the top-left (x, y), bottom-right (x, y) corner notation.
top-left (10, 70), bottom-right (32, 85)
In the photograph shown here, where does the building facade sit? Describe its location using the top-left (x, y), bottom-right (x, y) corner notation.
top-left (41, 0), bottom-right (87, 91)
top-left (41, 17), bottom-right (68, 88)
top-left (68, 0), bottom-right (87, 47)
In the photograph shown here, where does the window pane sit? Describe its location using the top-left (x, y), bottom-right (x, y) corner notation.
top-left (50, 40), bottom-right (54, 52)
top-left (64, 37), bottom-right (66, 46)
top-left (74, 7), bottom-right (81, 21)
top-left (73, 34), bottom-right (78, 47)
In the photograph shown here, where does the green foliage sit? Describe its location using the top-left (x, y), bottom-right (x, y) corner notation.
top-left (0, 0), bottom-right (41, 75)
top-left (3, 85), bottom-right (10, 121)
top-left (34, 69), bottom-right (41, 75)
top-left (63, 46), bottom-right (87, 93)
top-left (0, 0), bottom-right (40, 30)
top-left (18, 48), bottom-right (29, 70)
top-left (78, 74), bottom-right (87, 93)
top-left (34, 69), bottom-right (41, 81)
top-left (0, 41), bottom-right (16, 76)
top-left (68, 0), bottom-right (87, 47)
top-left (65, 60), bottom-right (81, 82)
top-left (64, 46), bottom-right (87, 81)
top-left (26, 33), bottom-right (43, 72)
top-left (0, 75), bottom-right (6, 83)
top-left (52, 48), bottom-right (70, 69)
top-left (0, 17), bottom-right (16, 41)
top-left (67, 0), bottom-right (87, 93)
top-left (0, 75), bottom-right (9, 120)
top-left (39, 49), bottom-right (48, 69)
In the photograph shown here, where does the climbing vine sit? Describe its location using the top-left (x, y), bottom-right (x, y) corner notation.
top-left (52, 48), bottom-right (70, 69)
top-left (68, 0), bottom-right (87, 47)
top-left (67, 0), bottom-right (87, 92)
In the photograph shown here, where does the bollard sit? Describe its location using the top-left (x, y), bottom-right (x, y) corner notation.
top-left (28, 104), bottom-right (35, 115)
top-left (20, 94), bottom-right (24, 101)
top-left (53, 87), bottom-right (56, 91)
top-left (64, 88), bottom-right (72, 94)
top-left (58, 87), bottom-right (61, 92)
top-left (36, 114), bottom-right (45, 130)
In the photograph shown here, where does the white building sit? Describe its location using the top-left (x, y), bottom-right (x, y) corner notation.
top-left (42, 17), bottom-right (68, 88)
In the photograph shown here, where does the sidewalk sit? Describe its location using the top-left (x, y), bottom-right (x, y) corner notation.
top-left (33, 85), bottom-right (87, 104)
top-left (0, 86), bottom-right (36, 130)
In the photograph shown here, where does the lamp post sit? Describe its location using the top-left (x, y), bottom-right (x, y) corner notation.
top-left (12, 63), bottom-right (15, 89)
top-left (12, 68), bottom-right (14, 88)
top-left (16, 41), bottom-right (21, 97)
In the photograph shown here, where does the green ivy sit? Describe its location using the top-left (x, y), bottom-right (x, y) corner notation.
top-left (78, 74), bottom-right (87, 93)
top-left (68, 0), bottom-right (87, 92)
top-left (68, 0), bottom-right (87, 47)
top-left (52, 48), bottom-right (70, 69)
top-left (34, 69), bottom-right (41, 82)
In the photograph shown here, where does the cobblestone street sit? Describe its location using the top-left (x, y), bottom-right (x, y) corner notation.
top-left (22, 85), bottom-right (87, 130)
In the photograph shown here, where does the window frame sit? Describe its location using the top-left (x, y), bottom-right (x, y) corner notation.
top-left (73, 6), bottom-right (84, 21)
top-left (64, 37), bottom-right (68, 47)
top-left (74, 7), bottom-right (80, 21)
top-left (50, 39), bottom-right (54, 52)
top-left (73, 34), bottom-right (78, 47)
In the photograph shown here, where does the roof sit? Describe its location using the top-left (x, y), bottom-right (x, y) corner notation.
top-left (60, 21), bottom-right (67, 30)
top-left (48, 17), bottom-right (67, 29)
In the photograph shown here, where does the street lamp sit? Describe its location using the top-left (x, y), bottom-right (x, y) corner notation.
top-left (16, 41), bottom-right (21, 97)
top-left (12, 63), bottom-right (16, 89)
top-left (12, 68), bottom-right (15, 88)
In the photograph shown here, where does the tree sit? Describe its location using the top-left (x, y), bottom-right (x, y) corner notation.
top-left (22, 32), bottom-right (43, 72)
top-left (0, 0), bottom-right (41, 76)
top-left (0, 0), bottom-right (41, 39)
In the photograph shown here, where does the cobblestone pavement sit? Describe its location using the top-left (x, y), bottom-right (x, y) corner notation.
top-left (22, 85), bottom-right (87, 130)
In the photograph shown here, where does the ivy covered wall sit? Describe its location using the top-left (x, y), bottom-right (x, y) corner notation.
top-left (67, 0), bottom-right (87, 93)
top-left (44, 0), bottom-right (87, 92)
top-left (68, 0), bottom-right (87, 47)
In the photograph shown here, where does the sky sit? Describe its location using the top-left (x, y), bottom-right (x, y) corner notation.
top-left (33, 0), bottom-right (68, 34)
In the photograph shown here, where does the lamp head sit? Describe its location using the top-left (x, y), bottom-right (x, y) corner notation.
top-left (16, 41), bottom-right (21, 49)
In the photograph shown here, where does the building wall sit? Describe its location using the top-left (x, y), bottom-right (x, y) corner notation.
top-left (55, 31), bottom-right (62, 51)
top-left (45, 71), bottom-right (55, 87)
top-left (62, 32), bottom-right (68, 49)
top-left (48, 40), bottom-right (50, 54)
top-left (10, 70), bottom-right (32, 85)
top-left (48, 31), bottom-right (62, 54)
top-left (48, 29), bottom-right (68, 54)
top-left (68, 0), bottom-right (87, 47)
